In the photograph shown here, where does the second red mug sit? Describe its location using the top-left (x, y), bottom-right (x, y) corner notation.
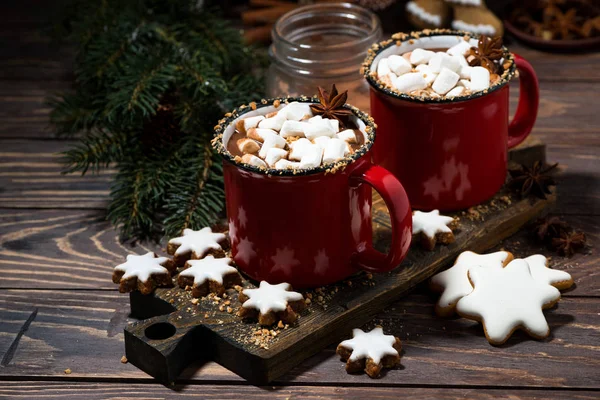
top-left (213, 98), bottom-right (413, 288)
top-left (363, 30), bottom-right (539, 211)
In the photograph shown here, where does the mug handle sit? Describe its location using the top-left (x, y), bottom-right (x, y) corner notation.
top-left (508, 54), bottom-right (539, 149)
top-left (349, 164), bottom-right (412, 273)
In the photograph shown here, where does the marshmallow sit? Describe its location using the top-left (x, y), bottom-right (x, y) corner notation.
top-left (323, 138), bottom-right (349, 164)
top-left (410, 48), bottom-right (435, 65)
top-left (241, 154), bottom-right (267, 168)
top-left (299, 146), bottom-right (323, 169)
top-left (280, 120), bottom-right (309, 138)
top-left (247, 128), bottom-right (277, 143)
top-left (308, 115), bottom-right (339, 133)
top-left (470, 66), bottom-right (491, 91)
top-left (304, 121), bottom-right (336, 140)
top-left (447, 40), bottom-right (472, 57)
top-left (387, 55), bottom-right (412, 76)
top-left (279, 102), bottom-right (312, 121)
top-left (458, 79), bottom-right (472, 90)
top-left (237, 138), bottom-right (260, 154)
top-left (275, 159), bottom-right (300, 170)
top-left (258, 114), bottom-right (286, 131)
top-left (455, 54), bottom-right (469, 68)
top-left (257, 132), bottom-right (287, 159)
top-left (459, 66), bottom-right (474, 79)
top-left (377, 58), bottom-right (391, 77)
top-left (236, 115), bottom-right (265, 133)
top-left (379, 71), bottom-right (397, 87)
top-left (338, 129), bottom-right (357, 143)
top-left (394, 72), bottom-right (428, 93)
top-left (264, 147), bottom-right (288, 167)
top-left (429, 53), bottom-right (461, 74)
top-left (312, 136), bottom-right (331, 150)
top-left (432, 67), bottom-right (460, 95)
top-left (415, 64), bottom-right (438, 85)
top-left (446, 86), bottom-right (465, 97)
top-left (289, 138), bottom-right (314, 161)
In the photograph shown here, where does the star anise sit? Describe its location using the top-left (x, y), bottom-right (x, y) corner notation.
top-left (508, 161), bottom-right (558, 200)
top-left (310, 85), bottom-right (353, 127)
top-left (547, 7), bottom-right (583, 39)
top-left (552, 231), bottom-right (586, 257)
top-left (468, 35), bottom-right (504, 74)
top-left (581, 16), bottom-right (600, 38)
top-left (532, 216), bottom-right (570, 242)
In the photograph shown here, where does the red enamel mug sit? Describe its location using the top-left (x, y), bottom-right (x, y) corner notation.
top-left (213, 98), bottom-right (412, 288)
top-left (363, 31), bottom-right (539, 211)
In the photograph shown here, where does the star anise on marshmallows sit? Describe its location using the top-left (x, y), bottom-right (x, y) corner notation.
top-left (309, 84), bottom-right (353, 128)
top-left (468, 35), bottom-right (504, 74)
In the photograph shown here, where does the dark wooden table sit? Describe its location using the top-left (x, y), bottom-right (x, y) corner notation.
top-left (1, 2), bottom-right (599, 399)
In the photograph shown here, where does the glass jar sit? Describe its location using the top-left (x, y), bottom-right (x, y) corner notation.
top-left (267, 3), bottom-right (382, 113)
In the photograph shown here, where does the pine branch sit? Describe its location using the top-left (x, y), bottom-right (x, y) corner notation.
top-left (61, 129), bottom-right (129, 174)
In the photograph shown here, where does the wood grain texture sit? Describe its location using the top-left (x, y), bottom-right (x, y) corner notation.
top-left (1, 382), bottom-right (599, 400)
top-left (1, 290), bottom-right (598, 388)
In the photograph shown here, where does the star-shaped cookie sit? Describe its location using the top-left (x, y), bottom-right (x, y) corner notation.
top-left (112, 252), bottom-right (174, 295)
top-left (336, 327), bottom-right (402, 378)
top-left (168, 227), bottom-right (228, 267)
top-left (238, 281), bottom-right (305, 326)
top-left (412, 210), bottom-right (457, 250)
top-left (177, 256), bottom-right (242, 298)
top-left (456, 258), bottom-right (561, 345)
top-left (525, 254), bottom-right (574, 290)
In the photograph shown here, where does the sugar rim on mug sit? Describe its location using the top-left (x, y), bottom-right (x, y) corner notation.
top-left (361, 29), bottom-right (517, 104)
top-left (212, 96), bottom-right (377, 177)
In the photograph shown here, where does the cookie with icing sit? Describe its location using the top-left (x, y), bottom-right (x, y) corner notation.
top-left (112, 252), bottom-right (175, 295)
top-left (456, 258), bottom-right (562, 345)
top-left (178, 255), bottom-right (242, 298)
top-left (238, 281), bottom-right (306, 326)
top-left (167, 227), bottom-right (228, 267)
top-left (406, 0), bottom-right (450, 30)
top-left (430, 250), bottom-right (513, 316)
top-left (336, 327), bottom-right (402, 378)
top-left (412, 209), bottom-right (457, 251)
top-left (525, 254), bottom-right (574, 291)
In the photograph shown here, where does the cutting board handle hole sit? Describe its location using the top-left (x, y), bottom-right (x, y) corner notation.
top-left (144, 322), bottom-right (176, 340)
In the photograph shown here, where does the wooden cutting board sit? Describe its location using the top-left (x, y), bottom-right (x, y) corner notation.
top-left (124, 140), bottom-right (553, 384)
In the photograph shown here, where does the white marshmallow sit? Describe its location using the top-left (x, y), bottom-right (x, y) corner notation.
top-left (241, 154), bottom-right (267, 168)
top-left (455, 54), bottom-right (469, 68)
top-left (289, 138), bottom-right (314, 161)
top-left (258, 114), bottom-right (286, 131)
top-left (275, 159), bottom-right (300, 170)
top-left (432, 67), bottom-right (460, 95)
top-left (328, 118), bottom-right (339, 133)
top-left (459, 66), bottom-right (474, 79)
top-left (415, 64), bottom-right (438, 85)
top-left (470, 66), bottom-right (491, 91)
top-left (258, 132), bottom-right (287, 159)
top-left (312, 136), bottom-right (331, 150)
top-left (393, 73), bottom-right (428, 93)
top-left (264, 147), bottom-right (288, 167)
top-left (458, 79), bottom-right (472, 89)
top-left (377, 58), bottom-right (391, 78)
top-left (280, 120), bottom-right (309, 138)
top-left (446, 86), bottom-right (465, 97)
top-left (447, 40), bottom-right (472, 57)
top-left (299, 146), bottom-right (323, 169)
top-left (279, 102), bottom-right (312, 121)
top-left (248, 128), bottom-right (278, 142)
top-left (304, 121), bottom-right (336, 140)
top-left (308, 115), bottom-right (339, 133)
top-left (242, 116), bottom-right (265, 132)
top-left (379, 71), bottom-right (397, 87)
top-left (387, 55), bottom-right (412, 76)
top-left (429, 53), bottom-right (461, 74)
top-left (323, 139), bottom-right (349, 164)
top-left (338, 129), bottom-right (357, 143)
top-left (410, 48), bottom-right (435, 65)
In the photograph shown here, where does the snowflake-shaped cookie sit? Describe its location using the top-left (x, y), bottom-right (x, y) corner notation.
top-left (430, 251), bottom-right (513, 316)
top-left (525, 254), bottom-right (574, 290)
top-left (238, 281), bottom-right (305, 326)
top-left (412, 210), bottom-right (456, 250)
top-left (336, 327), bottom-right (402, 378)
top-left (168, 227), bottom-right (228, 267)
top-left (112, 252), bottom-right (174, 295)
top-left (177, 256), bottom-right (241, 298)
top-left (456, 258), bottom-right (562, 345)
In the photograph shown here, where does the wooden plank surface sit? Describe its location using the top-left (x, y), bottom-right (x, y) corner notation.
top-left (1, 382), bottom-right (599, 400)
top-left (1, 290), bottom-right (599, 389)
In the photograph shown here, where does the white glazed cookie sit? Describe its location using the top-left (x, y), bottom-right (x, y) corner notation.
top-left (525, 254), bottom-right (574, 290)
top-left (238, 281), bottom-right (306, 326)
top-left (167, 227), bottom-right (228, 267)
top-left (456, 259), bottom-right (562, 345)
top-left (112, 252), bottom-right (174, 295)
top-left (336, 327), bottom-right (402, 378)
top-left (412, 209), bottom-right (457, 250)
top-left (177, 255), bottom-right (242, 298)
top-left (430, 250), bottom-right (514, 316)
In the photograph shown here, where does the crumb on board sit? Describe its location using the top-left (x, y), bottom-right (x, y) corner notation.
top-left (64, 368), bottom-right (72, 374)
top-left (120, 356), bottom-right (128, 364)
